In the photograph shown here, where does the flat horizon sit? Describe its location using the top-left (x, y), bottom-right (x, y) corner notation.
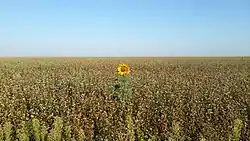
top-left (0, 56), bottom-right (249, 59)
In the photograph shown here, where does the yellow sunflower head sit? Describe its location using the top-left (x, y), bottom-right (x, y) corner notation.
top-left (117, 63), bottom-right (131, 76)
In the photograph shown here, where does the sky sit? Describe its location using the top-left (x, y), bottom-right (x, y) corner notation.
top-left (0, 0), bottom-right (250, 56)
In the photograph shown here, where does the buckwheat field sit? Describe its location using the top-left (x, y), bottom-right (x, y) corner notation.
top-left (0, 57), bottom-right (249, 141)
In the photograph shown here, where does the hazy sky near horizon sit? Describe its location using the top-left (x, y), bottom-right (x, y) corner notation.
top-left (1, 0), bottom-right (250, 56)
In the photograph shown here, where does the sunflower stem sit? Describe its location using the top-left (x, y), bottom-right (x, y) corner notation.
top-left (116, 64), bottom-right (135, 140)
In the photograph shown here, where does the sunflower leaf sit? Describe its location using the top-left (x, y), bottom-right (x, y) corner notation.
top-left (114, 84), bottom-right (121, 90)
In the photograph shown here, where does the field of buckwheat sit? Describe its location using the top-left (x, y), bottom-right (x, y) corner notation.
top-left (0, 57), bottom-right (249, 141)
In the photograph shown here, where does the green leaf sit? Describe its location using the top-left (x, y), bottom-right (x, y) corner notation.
top-left (114, 84), bottom-right (121, 90)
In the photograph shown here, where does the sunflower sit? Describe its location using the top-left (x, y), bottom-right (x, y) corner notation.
top-left (117, 63), bottom-right (131, 76)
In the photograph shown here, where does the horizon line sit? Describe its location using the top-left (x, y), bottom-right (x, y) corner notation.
top-left (0, 56), bottom-right (249, 58)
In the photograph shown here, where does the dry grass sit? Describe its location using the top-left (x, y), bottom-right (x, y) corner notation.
top-left (0, 57), bottom-right (249, 140)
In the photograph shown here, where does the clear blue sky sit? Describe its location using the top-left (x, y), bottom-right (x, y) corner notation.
top-left (1, 0), bottom-right (250, 56)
